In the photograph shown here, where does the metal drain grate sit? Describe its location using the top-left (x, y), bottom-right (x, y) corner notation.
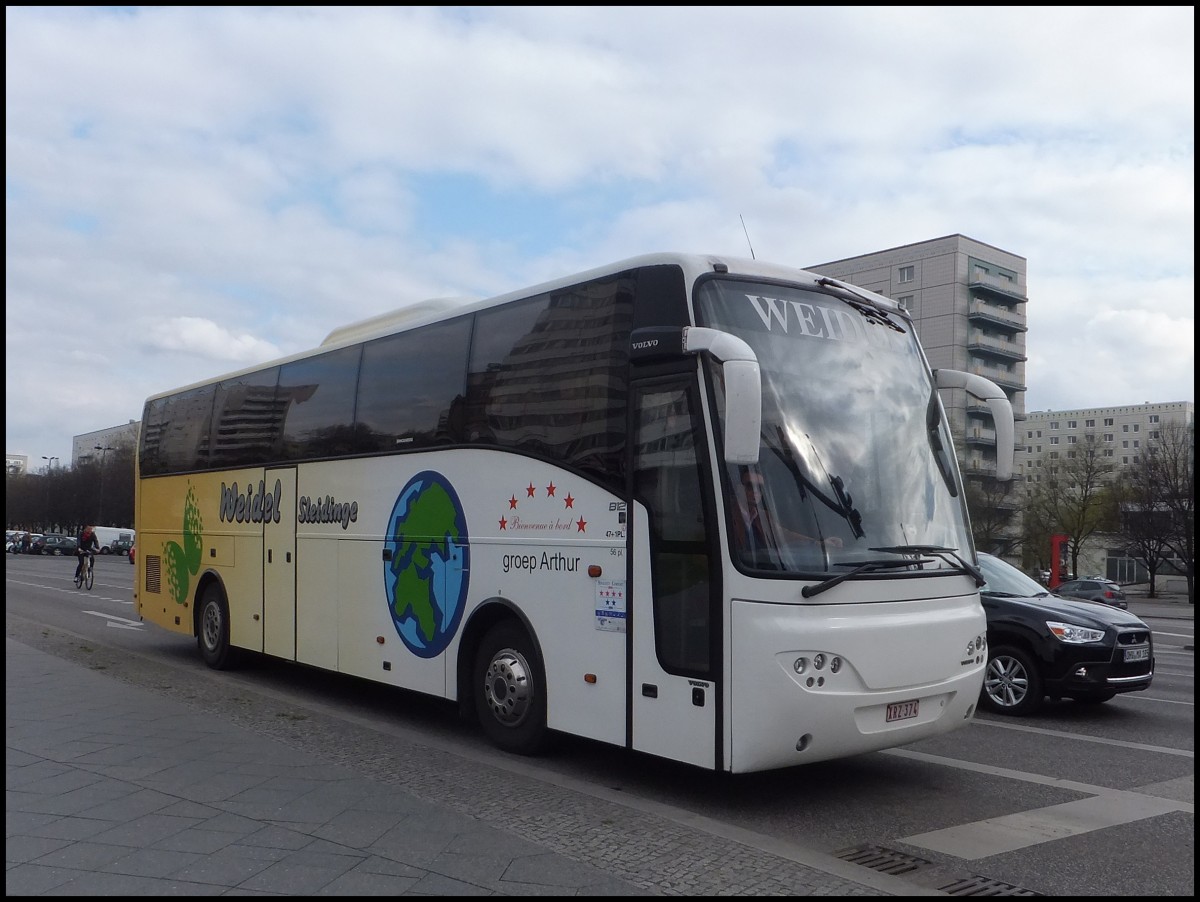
top-left (938, 875), bottom-right (1040, 896)
top-left (835, 844), bottom-right (931, 876)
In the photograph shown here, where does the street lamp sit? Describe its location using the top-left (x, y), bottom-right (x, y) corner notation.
top-left (41, 456), bottom-right (59, 532)
top-left (94, 445), bottom-right (114, 525)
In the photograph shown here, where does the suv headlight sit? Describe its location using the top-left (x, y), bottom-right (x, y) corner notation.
top-left (1047, 621), bottom-right (1105, 644)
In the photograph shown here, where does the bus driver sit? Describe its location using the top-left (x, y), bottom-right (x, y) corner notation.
top-left (732, 467), bottom-right (841, 567)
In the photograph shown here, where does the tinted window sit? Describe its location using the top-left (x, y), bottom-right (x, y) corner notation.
top-left (278, 345), bottom-right (363, 461)
top-left (464, 277), bottom-right (635, 489)
top-left (139, 384), bottom-right (216, 475)
top-left (209, 367), bottom-right (282, 469)
top-left (356, 315), bottom-right (472, 451)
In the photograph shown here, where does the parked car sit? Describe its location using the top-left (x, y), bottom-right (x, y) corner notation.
top-left (1054, 578), bottom-right (1128, 609)
top-left (29, 534), bottom-right (66, 555)
top-left (110, 538), bottom-right (134, 557)
top-left (38, 534), bottom-right (79, 556)
top-left (976, 553), bottom-right (1154, 716)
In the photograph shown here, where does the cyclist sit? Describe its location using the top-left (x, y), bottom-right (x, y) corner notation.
top-left (75, 525), bottom-right (101, 583)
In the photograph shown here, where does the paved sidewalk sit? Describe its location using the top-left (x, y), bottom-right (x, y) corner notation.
top-left (6, 638), bottom-right (905, 896)
top-left (6, 639), bottom-right (647, 896)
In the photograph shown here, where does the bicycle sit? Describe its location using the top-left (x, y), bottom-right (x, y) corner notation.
top-left (74, 552), bottom-right (95, 591)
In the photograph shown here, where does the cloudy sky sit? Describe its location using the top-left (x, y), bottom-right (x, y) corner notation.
top-left (6, 6), bottom-right (1194, 468)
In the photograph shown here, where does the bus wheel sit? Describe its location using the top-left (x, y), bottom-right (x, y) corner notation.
top-left (198, 584), bottom-right (235, 670)
top-left (473, 622), bottom-right (547, 755)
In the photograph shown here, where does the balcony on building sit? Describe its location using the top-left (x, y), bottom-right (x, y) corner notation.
top-left (968, 270), bottom-right (1027, 302)
top-left (965, 426), bottom-right (998, 447)
top-left (967, 331), bottom-right (1028, 363)
top-left (969, 363), bottom-right (1024, 393)
top-left (968, 299), bottom-right (1028, 332)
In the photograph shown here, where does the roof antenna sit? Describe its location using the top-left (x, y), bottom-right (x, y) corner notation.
top-left (740, 214), bottom-right (756, 260)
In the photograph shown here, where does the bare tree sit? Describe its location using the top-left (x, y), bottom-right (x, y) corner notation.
top-left (1143, 420), bottom-right (1195, 603)
top-left (1023, 432), bottom-right (1119, 578)
top-left (963, 473), bottom-right (1021, 556)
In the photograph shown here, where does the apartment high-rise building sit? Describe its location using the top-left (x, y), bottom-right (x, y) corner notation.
top-left (807, 234), bottom-right (1028, 479)
top-left (1018, 401), bottom-right (1195, 491)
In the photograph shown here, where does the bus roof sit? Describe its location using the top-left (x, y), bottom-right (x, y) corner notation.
top-left (142, 252), bottom-right (898, 403)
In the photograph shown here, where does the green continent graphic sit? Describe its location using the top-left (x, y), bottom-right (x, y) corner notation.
top-left (164, 541), bottom-right (189, 604)
top-left (182, 484), bottom-right (204, 574)
top-left (391, 482), bottom-right (459, 643)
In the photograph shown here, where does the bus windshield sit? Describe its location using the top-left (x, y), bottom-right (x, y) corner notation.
top-left (696, 277), bottom-right (973, 575)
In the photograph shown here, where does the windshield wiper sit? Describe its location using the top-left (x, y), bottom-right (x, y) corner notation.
top-left (765, 425), bottom-right (865, 539)
top-left (801, 557), bottom-right (933, 598)
top-left (814, 277), bottom-right (906, 333)
top-left (869, 545), bottom-right (984, 587)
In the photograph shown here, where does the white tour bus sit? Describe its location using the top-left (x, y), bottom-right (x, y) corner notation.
top-left (134, 252), bottom-right (1014, 774)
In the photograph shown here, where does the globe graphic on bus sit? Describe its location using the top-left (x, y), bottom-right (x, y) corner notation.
top-left (383, 471), bottom-right (470, 658)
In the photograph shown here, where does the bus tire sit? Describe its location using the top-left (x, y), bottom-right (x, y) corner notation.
top-left (197, 584), bottom-right (236, 670)
top-left (473, 622), bottom-right (547, 756)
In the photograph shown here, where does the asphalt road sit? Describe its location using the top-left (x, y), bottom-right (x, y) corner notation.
top-left (6, 552), bottom-right (1194, 896)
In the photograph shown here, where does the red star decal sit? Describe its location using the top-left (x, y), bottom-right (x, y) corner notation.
top-left (564, 493), bottom-right (574, 508)
top-left (526, 482), bottom-right (537, 498)
top-left (546, 481), bottom-right (556, 497)
top-left (508, 495), bottom-right (519, 509)
top-left (498, 516), bottom-right (508, 530)
top-left (575, 517), bottom-right (587, 532)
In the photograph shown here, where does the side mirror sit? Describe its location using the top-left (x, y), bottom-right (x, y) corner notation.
top-left (934, 369), bottom-right (1015, 480)
top-left (631, 326), bottom-right (762, 465)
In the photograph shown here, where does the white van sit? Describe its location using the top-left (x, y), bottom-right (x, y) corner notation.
top-left (92, 526), bottom-right (135, 554)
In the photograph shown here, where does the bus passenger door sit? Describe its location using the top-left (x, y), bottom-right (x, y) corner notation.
top-left (263, 466), bottom-right (297, 660)
top-left (629, 378), bottom-right (720, 770)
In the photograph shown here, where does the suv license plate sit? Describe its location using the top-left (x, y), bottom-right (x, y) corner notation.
top-left (1124, 646), bottom-right (1149, 663)
top-left (886, 700), bottom-right (919, 722)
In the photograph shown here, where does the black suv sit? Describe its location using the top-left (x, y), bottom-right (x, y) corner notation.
top-left (977, 553), bottom-right (1154, 716)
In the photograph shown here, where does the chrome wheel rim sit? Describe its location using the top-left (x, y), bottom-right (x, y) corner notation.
top-left (482, 647), bottom-right (533, 728)
top-left (985, 655), bottom-right (1029, 708)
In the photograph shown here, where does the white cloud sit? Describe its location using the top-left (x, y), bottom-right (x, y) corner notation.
top-left (5, 5), bottom-right (1193, 462)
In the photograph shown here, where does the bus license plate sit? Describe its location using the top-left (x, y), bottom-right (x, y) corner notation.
top-left (886, 700), bottom-right (919, 722)
top-left (1124, 646), bottom-right (1149, 663)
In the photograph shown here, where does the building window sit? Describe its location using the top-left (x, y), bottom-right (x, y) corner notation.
top-left (1104, 433), bottom-right (1114, 442)
top-left (1086, 419), bottom-right (1095, 427)
top-left (1123, 424), bottom-right (1130, 432)
top-left (1152, 430), bottom-right (1160, 439)
top-left (1068, 420), bottom-right (1077, 428)
top-left (1133, 424), bottom-right (1140, 432)
top-left (1133, 440), bottom-right (1140, 448)
top-left (1067, 435), bottom-right (1077, 444)
top-left (1036, 430), bottom-right (1042, 438)
top-left (1103, 449), bottom-right (1114, 457)
top-left (1150, 414), bottom-right (1159, 423)
top-left (1123, 457), bottom-right (1129, 464)
top-left (898, 265), bottom-right (914, 283)
top-left (1050, 421), bottom-right (1059, 429)
top-left (1050, 436), bottom-right (1059, 445)
top-left (896, 295), bottom-right (913, 310)
top-left (1067, 450), bottom-right (1076, 459)
top-left (1049, 451), bottom-right (1059, 459)
top-left (1105, 417), bottom-right (1114, 426)
top-left (1123, 440), bottom-right (1129, 448)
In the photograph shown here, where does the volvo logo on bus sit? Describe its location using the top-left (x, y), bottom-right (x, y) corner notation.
top-left (383, 471), bottom-right (470, 658)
